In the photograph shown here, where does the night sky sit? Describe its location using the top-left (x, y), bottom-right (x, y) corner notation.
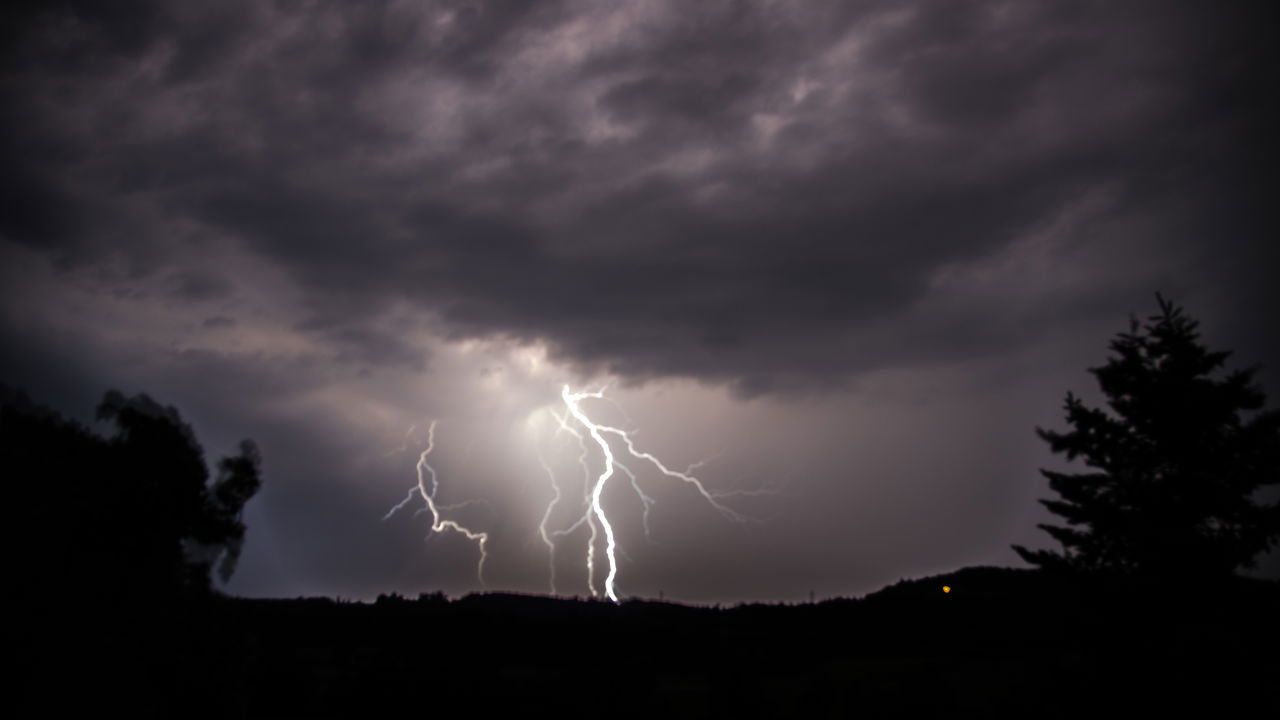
top-left (2, 1), bottom-right (1276, 604)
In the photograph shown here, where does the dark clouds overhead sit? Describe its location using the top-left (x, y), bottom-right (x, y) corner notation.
top-left (4, 0), bottom-right (1275, 393)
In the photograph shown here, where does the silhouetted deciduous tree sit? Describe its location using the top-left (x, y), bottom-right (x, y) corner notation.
top-left (96, 390), bottom-right (263, 592)
top-left (1014, 295), bottom-right (1280, 577)
top-left (2, 385), bottom-right (262, 599)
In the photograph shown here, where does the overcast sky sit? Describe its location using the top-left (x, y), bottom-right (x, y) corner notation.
top-left (3, 0), bottom-right (1276, 604)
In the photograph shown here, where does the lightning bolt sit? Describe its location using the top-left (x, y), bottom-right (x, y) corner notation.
top-left (388, 385), bottom-right (767, 603)
top-left (561, 385), bottom-right (623, 602)
top-left (384, 420), bottom-right (490, 585)
top-left (548, 385), bottom-right (761, 603)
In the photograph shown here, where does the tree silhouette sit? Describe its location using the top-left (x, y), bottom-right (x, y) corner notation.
top-left (96, 390), bottom-right (263, 591)
top-left (2, 385), bottom-right (262, 599)
top-left (1014, 295), bottom-right (1280, 577)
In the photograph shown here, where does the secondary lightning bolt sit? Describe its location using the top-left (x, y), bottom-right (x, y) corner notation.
top-left (536, 452), bottom-right (562, 595)
top-left (544, 406), bottom-right (601, 595)
top-left (618, 462), bottom-right (658, 544)
top-left (604, 428), bottom-right (751, 523)
top-left (384, 421), bottom-right (490, 585)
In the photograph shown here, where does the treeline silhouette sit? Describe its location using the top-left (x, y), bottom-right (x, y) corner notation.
top-left (15, 568), bottom-right (1274, 717)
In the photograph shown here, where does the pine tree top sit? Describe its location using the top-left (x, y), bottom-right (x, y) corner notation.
top-left (1014, 295), bottom-right (1280, 577)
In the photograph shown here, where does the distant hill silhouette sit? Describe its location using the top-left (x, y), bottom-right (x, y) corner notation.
top-left (16, 567), bottom-right (1277, 718)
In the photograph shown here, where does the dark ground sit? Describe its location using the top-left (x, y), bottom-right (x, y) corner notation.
top-left (13, 566), bottom-right (1279, 718)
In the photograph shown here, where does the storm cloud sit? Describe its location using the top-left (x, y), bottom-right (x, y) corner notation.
top-left (5, 0), bottom-right (1273, 389)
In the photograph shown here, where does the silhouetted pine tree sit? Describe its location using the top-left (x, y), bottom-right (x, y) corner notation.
top-left (1014, 295), bottom-right (1280, 577)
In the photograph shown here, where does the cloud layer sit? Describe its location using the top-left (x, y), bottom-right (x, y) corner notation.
top-left (5, 0), bottom-right (1274, 393)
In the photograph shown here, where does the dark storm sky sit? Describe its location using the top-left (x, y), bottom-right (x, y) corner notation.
top-left (2, 0), bottom-right (1277, 603)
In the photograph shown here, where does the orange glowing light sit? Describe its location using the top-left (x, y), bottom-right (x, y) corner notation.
top-left (942, 585), bottom-right (951, 593)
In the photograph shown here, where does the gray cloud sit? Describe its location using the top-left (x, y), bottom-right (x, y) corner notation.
top-left (5, 0), bottom-right (1274, 394)
top-left (202, 315), bottom-right (236, 329)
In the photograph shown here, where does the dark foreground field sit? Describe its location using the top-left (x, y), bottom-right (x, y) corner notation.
top-left (14, 567), bottom-right (1279, 718)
